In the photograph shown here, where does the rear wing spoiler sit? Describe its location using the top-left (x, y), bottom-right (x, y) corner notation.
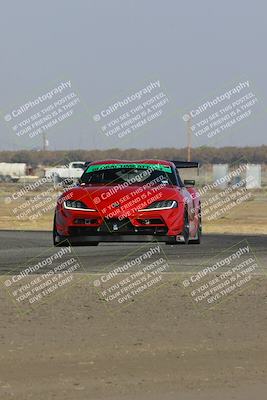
top-left (83, 160), bottom-right (200, 171)
top-left (169, 161), bottom-right (200, 175)
top-left (169, 161), bottom-right (199, 168)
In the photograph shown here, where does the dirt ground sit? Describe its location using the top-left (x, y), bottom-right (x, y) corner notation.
top-left (1, 273), bottom-right (267, 400)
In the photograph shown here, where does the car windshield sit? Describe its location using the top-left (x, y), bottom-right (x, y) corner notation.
top-left (80, 163), bottom-right (177, 185)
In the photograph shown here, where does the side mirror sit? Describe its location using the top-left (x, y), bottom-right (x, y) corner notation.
top-left (184, 179), bottom-right (195, 186)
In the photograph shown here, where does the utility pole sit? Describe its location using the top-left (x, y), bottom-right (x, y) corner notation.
top-left (187, 116), bottom-right (192, 162)
top-left (42, 132), bottom-right (48, 151)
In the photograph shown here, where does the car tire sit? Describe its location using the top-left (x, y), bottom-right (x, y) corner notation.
top-left (53, 215), bottom-right (99, 247)
top-left (53, 214), bottom-right (68, 246)
top-left (165, 210), bottom-right (190, 245)
top-left (70, 242), bottom-right (99, 246)
top-left (189, 207), bottom-right (202, 245)
top-left (181, 210), bottom-right (190, 244)
top-left (165, 238), bottom-right (177, 245)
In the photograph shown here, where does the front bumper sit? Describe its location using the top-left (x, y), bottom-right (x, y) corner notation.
top-left (56, 207), bottom-right (185, 238)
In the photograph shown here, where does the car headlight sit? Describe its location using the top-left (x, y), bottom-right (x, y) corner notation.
top-left (63, 200), bottom-right (96, 211)
top-left (139, 200), bottom-right (178, 211)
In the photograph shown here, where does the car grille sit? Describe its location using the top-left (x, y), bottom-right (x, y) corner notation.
top-left (99, 218), bottom-right (135, 233)
top-left (69, 218), bottom-right (168, 236)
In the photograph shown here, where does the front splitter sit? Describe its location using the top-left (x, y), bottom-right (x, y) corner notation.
top-left (55, 234), bottom-right (175, 245)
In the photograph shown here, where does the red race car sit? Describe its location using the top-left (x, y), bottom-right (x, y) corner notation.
top-left (53, 159), bottom-right (202, 246)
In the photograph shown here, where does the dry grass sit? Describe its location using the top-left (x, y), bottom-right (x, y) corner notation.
top-left (0, 183), bottom-right (266, 235)
top-left (203, 191), bottom-right (267, 234)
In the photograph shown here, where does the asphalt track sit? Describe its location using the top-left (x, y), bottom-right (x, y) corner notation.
top-left (0, 230), bottom-right (266, 275)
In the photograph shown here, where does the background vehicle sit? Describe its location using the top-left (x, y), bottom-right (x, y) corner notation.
top-left (53, 159), bottom-right (201, 246)
top-left (0, 162), bottom-right (27, 182)
top-left (45, 161), bottom-right (86, 185)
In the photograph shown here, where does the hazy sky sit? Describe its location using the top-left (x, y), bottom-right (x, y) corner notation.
top-left (0, 0), bottom-right (266, 150)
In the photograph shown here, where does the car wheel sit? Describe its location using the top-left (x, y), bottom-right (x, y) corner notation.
top-left (165, 211), bottom-right (190, 245)
top-left (4, 175), bottom-right (12, 183)
top-left (165, 238), bottom-right (177, 245)
top-left (181, 210), bottom-right (190, 244)
top-left (53, 214), bottom-right (68, 246)
top-left (189, 207), bottom-right (202, 244)
top-left (53, 216), bottom-right (99, 247)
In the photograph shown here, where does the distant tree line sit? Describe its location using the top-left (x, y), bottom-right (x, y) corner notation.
top-left (0, 146), bottom-right (266, 167)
